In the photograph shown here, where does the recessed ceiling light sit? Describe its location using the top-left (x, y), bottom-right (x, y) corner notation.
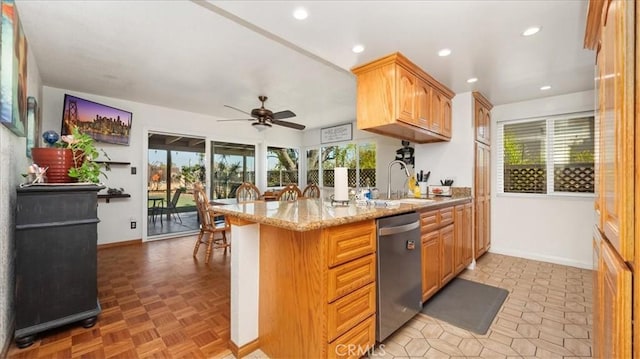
top-left (467, 77), bottom-right (478, 83)
top-left (522, 26), bottom-right (541, 36)
top-left (293, 7), bottom-right (308, 20)
top-left (438, 48), bottom-right (451, 57)
top-left (352, 44), bottom-right (365, 53)
top-left (540, 85), bottom-right (551, 90)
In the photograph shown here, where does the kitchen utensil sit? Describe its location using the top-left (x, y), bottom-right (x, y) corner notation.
top-left (424, 171), bottom-right (431, 183)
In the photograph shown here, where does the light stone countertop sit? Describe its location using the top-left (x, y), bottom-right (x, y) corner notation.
top-left (211, 196), bottom-right (472, 232)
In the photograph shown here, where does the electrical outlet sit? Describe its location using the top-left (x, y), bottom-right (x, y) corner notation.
top-left (130, 221), bottom-right (136, 229)
top-left (131, 167), bottom-right (137, 175)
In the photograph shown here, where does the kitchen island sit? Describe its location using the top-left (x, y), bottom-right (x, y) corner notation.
top-left (213, 196), bottom-right (471, 358)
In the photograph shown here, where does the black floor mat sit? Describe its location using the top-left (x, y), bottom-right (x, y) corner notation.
top-left (421, 278), bottom-right (509, 335)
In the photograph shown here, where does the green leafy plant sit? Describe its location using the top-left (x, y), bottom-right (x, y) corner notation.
top-left (60, 126), bottom-right (110, 183)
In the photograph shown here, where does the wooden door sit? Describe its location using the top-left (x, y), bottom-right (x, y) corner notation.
top-left (415, 79), bottom-right (431, 129)
top-left (442, 97), bottom-right (452, 138)
top-left (396, 66), bottom-right (416, 124)
top-left (599, 238), bottom-right (632, 359)
top-left (430, 90), bottom-right (444, 134)
top-left (439, 224), bottom-right (455, 285)
top-left (462, 202), bottom-right (473, 266)
top-left (453, 205), bottom-right (465, 273)
top-left (597, 0), bottom-right (635, 262)
top-left (421, 230), bottom-right (439, 301)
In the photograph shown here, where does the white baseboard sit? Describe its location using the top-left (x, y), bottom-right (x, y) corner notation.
top-left (489, 246), bottom-right (593, 270)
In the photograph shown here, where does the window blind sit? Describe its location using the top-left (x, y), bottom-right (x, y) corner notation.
top-left (497, 114), bottom-right (594, 195)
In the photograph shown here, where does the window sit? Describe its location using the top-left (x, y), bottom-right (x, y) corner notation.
top-left (497, 114), bottom-right (594, 195)
top-left (305, 142), bottom-right (376, 188)
top-left (211, 142), bottom-right (255, 199)
top-left (267, 146), bottom-right (299, 187)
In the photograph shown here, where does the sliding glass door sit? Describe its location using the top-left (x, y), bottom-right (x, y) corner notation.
top-left (211, 141), bottom-right (255, 200)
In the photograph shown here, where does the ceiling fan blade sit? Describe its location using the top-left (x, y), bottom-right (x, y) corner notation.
top-left (271, 110), bottom-right (296, 120)
top-left (217, 118), bottom-right (253, 122)
top-left (224, 104), bottom-right (252, 116)
top-left (272, 119), bottom-right (305, 130)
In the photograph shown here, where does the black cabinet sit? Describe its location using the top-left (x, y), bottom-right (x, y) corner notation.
top-left (14, 184), bottom-right (104, 348)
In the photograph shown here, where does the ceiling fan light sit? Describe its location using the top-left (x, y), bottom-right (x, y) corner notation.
top-left (252, 122), bottom-right (271, 132)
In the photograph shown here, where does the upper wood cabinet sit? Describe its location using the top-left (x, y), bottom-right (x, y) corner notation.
top-left (352, 52), bottom-right (455, 143)
top-left (473, 92), bottom-right (492, 145)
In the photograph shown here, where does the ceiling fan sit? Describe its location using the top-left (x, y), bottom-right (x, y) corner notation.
top-left (219, 96), bottom-right (305, 130)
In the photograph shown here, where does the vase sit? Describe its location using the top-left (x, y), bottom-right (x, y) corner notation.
top-left (31, 148), bottom-right (77, 183)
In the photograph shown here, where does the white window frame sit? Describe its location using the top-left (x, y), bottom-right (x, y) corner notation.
top-left (304, 139), bottom-right (377, 189)
top-left (497, 111), bottom-right (595, 198)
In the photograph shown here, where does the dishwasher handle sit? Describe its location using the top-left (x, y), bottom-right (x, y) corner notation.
top-left (378, 220), bottom-right (420, 236)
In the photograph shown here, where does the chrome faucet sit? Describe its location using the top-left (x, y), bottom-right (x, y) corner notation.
top-left (387, 160), bottom-right (412, 199)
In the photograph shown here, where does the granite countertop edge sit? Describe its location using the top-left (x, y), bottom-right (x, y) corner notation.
top-left (213, 196), bottom-right (472, 232)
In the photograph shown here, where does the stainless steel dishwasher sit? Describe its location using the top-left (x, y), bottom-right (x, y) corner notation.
top-left (376, 211), bottom-right (422, 342)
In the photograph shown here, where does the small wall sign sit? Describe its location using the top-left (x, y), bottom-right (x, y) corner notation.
top-left (321, 123), bottom-right (352, 144)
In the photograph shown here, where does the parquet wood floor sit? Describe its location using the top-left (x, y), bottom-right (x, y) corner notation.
top-left (7, 235), bottom-right (232, 359)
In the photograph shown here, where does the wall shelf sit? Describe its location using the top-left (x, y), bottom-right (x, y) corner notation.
top-left (98, 193), bottom-right (131, 203)
top-left (94, 161), bottom-right (130, 166)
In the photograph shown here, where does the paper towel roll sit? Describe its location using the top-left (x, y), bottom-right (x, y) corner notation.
top-left (334, 167), bottom-right (349, 201)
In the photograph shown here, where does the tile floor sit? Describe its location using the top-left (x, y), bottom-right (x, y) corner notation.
top-left (7, 233), bottom-right (592, 359)
top-left (226, 253), bottom-right (593, 359)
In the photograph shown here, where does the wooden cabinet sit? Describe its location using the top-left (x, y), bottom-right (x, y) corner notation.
top-left (352, 52), bottom-right (454, 143)
top-left (421, 230), bottom-right (439, 301)
top-left (584, 0), bottom-right (638, 356)
top-left (454, 203), bottom-right (474, 273)
top-left (14, 185), bottom-right (103, 348)
top-left (474, 141), bottom-right (491, 259)
top-left (598, 238), bottom-right (632, 359)
top-left (473, 92), bottom-right (492, 145)
top-left (420, 201), bottom-right (472, 302)
top-left (439, 224), bottom-right (455, 285)
top-left (259, 220), bottom-right (377, 358)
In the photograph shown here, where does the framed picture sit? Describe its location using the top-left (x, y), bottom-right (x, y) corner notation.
top-left (321, 123), bottom-right (352, 144)
top-left (61, 94), bottom-right (133, 145)
top-left (26, 96), bottom-right (38, 157)
top-left (0, 0), bottom-right (27, 137)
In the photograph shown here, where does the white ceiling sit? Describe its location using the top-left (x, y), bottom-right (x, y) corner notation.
top-left (16, 0), bottom-right (594, 131)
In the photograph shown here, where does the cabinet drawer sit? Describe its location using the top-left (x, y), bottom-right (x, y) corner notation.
top-left (327, 283), bottom-right (376, 342)
top-left (327, 255), bottom-right (376, 303)
top-left (327, 315), bottom-right (375, 359)
top-left (326, 221), bottom-right (376, 268)
top-left (439, 207), bottom-right (454, 227)
top-left (420, 210), bottom-right (439, 233)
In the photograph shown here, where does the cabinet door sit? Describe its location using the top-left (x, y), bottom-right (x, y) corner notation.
top-left (599, 238), bottom-right (632, 359)
top-left (421, 231), bottom-right (439, 301)
top-left (462, 203), bottom-right (473, 266)
top-left (474, 100), bottom-right (485, 143)
top-left (453, 205), bottom-right (465, 273)
top-left (396, 66), bottom-right (416, 124)
top-left (439, 224), bottom-right (455, 286)
top-left (430, 90), bottom-right (444, 134)
top-left (441, 97), bottom-right (452, 138)
top-left (592, 230), bottom-right (602, 359)
top-left (415, 79), bottom-right (431, 129)
top-left (474, 142), bottom-right (490, 259)
top-left (598, 0), bottom-right (634, 262)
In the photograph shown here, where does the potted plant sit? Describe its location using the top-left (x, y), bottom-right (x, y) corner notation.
top-left (31, 127), bottom-right (109, 183)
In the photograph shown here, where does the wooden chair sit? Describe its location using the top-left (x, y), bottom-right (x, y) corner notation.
top-left (276, 184), bottom-right (302, 201)
top-left (192, 184), bottom-right (230, 263)
top-left (302, 183), bottom-right (320, 198)
top-left (235, 182), bottom-right (261, 203)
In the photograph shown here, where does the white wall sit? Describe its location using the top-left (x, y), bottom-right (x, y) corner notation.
top-left (491, 90), bottom-right (595, 269)
top-left (1, 46), bottom-right (42, 354)
top-left (42, 86), bottom-right (303, 245)
top-left (414, 92), bottom-right (475, 187)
